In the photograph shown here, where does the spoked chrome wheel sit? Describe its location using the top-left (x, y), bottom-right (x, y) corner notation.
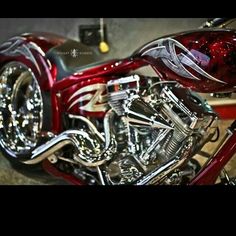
top-left (0, 62), bottom-right (43, 159)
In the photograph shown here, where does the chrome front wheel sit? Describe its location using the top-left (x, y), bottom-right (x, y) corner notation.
top-left (0, 62), bottom-right (44, 160)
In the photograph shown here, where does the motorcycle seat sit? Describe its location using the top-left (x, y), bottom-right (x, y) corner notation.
top-left (46, 39), bottom-right (101, 81)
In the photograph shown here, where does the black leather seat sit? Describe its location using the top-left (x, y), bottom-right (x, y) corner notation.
top-left (46, 39), bottom-right (100, 81)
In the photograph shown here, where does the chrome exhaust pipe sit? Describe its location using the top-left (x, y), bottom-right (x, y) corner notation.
top-left (23, 129), bottom-right (115, 167)
top-left (23, 130), bottom-right (87, 165)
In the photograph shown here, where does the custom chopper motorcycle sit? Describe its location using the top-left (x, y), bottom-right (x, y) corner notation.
top-left (0, 18), bottom-right (236, 185)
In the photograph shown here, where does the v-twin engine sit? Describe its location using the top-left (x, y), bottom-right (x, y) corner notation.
top-left (102, 74), bottom-right (218, 184)
top-left (29, 74), bottom-right (218, 185)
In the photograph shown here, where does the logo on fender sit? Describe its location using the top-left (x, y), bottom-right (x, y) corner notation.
top-left (68, 83), bottom-right (108, 112)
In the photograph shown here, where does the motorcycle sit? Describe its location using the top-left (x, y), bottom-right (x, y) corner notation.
top-left (0, 18), bottom-right (236, 185)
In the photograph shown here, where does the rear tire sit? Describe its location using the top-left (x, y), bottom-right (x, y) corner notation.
top-left (0, 61), bottom-right (51, 172)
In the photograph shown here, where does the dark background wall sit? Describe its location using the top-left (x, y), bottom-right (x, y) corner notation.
top-left (0, 18), bottom-right (207, 61)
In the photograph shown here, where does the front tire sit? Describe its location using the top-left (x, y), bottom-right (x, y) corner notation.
top-left (0, 61), bottom-right (50, 170)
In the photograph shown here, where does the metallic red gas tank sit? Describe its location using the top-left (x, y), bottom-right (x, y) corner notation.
top-left (136, 29), bottom-right (236, 93)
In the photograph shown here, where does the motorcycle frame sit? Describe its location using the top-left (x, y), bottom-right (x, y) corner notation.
top-left (52, 58), bottom-right (236, 185)
top-left (0, 32), bottom-right (236, 185)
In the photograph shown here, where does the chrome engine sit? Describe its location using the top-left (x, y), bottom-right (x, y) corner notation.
top-left (101, 74), bottom-right (218, 185)
top-left (26, 74), bottom-right (218, 185)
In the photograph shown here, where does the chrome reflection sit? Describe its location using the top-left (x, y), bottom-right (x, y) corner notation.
top-left (0, 62), bottom-right (43, 156)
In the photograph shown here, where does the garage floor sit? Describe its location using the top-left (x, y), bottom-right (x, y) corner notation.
top-left (0, 156), bottom-right (67, 185)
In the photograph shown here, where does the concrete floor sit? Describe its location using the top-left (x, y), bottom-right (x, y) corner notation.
top-left (0, 155), bottom-right (67, 185)
top-left (0, 18), bottom-right (236, 184)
